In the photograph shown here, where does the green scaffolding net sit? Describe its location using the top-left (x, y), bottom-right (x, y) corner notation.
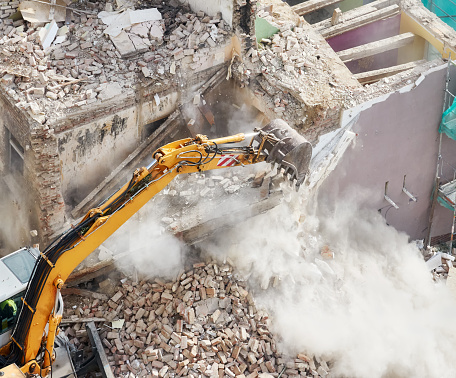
top-left (439, 100), bottom-right (456, 141)
top-left (422, 0), bottom-right (456, 30)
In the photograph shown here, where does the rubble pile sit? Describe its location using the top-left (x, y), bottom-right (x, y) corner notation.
top-left (236, 9), bottom-right (361, 135)
top-left (73, 168), bottom-right (275, 272)
top-left (161, 170), bottom-right (263, 202)
top-left (0, 1), bottom-right (231, 123)
top-left (423, 245), bottom-right (456, 280)
top-left (0, 1), bottom-right (17, 20)
top-left (63, 260), bottom-right (332, 377)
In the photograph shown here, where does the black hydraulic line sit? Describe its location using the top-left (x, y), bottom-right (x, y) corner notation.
top-left (99, 173), bottom-right (140, 215)
top-left (8, 213), bottom-right (102, 366)
top-left (44, 348), bottom-right (52, 378)
top-left (201, 141), bottom-right (220, 165)
top-left (178, 150), bottom-right (204, 167)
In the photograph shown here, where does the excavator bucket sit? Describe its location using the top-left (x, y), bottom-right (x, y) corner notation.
top-left (254, 119), bottom-right (312, 188)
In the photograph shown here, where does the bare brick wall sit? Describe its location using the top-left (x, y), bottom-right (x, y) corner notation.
top-left (0, 90), bottom-right (53, 244)
top-left (30, 125), bottom-right (65, 241)
top-left (430, 233), bottom-right (453, 246)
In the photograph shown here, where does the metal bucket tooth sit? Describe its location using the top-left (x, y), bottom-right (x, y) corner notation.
top-left (255, 119), bottom-right (312, 187)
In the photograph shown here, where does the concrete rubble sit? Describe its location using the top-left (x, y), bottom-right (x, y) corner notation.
top-left (0, 0), bottom-right (231, 124)
top-left (73, 167), bottom-right (279, 272)
top-left (1, 0), bottom-right (448, 246)
top-left (245, 12), bottom-right (360, 133)
top-left (62, 260), bottom-right (331, 377)
top-left (424, 246), bottom-right (456, 280)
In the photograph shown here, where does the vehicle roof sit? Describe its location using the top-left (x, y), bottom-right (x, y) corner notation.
top-left (0, 247), bottom-right (38, 302)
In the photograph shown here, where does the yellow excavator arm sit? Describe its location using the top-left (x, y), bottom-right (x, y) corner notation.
top-left (0, 119), bottom-right (311, 377)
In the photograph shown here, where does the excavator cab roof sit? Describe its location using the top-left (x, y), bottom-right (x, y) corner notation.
top-left (0, 247), bottom-right (39, 303)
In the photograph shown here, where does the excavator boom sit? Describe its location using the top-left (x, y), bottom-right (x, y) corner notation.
top-left (0, 120), bottom-right (311, 377)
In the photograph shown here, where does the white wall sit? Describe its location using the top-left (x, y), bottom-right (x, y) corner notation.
top-left (185, 0), bottom-right (234, 27)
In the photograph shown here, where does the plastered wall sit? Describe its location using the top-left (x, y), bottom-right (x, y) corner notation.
top-left (318, 64), bottom-right (452, 241)
top-left (57, 92), bottom-right (179, 207)
top-left (400, 11), bottom-right (456, 60)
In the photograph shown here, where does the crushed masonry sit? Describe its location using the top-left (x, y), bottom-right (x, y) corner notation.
top-left (62, 260), bottom-right (331, 377)
top-left (72, 167), bottom-right (278, 272)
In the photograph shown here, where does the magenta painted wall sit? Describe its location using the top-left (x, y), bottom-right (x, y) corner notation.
top-left (318, 65), bottom-right (456, 241)
top-left (327, 15), bottom-right (402, 74)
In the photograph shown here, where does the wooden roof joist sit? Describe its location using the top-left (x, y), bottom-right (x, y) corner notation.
top-left (292, 0), bottom-right (344, 16)
top-left (313, 0), bottom-right (399, 31)
top-left (337, 32), bottom-right (415, 63)
top-left (353, 60), bottom-right (427, 84)
top-left (320, 5), bottom-right (400, 39)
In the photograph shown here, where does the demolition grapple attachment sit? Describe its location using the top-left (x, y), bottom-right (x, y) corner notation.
top-left (253, 119), bottom-right (312, 188)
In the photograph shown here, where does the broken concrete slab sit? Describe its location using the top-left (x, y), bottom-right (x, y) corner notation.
top-left (99, 8), bottom-right (161, 37)
top-left (19, 0), bottom-right (68, 23)
top-left (98, 82), bottom-right (122, 102)
top-left (426, 253), bottom-right (443, 271)
top-left (39, 20), bottom-right (58, 49)
top-left (130, 23), bottom-right (149, 38)
top-left (129, 8), bottom-right (161, 24)
top-left (109, 30), bottom-right (136, 57)
top-left (57, 25), bottom-right (69, 36)
top-left (149, 23), bottom-right (164, 40)
top-left (100, 10), bottom-right (133, 37)
top-left (128, 33), bottom-right (149, 53)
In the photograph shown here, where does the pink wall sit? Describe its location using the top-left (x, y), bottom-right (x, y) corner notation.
top-left (327, 15), bottom-right (401, 74)
top-left (318, 65), bottom-right (455, 241)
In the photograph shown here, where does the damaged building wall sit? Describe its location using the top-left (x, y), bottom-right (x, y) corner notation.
top-left (56, 90), bottom-right (179, 208)
top-left (400, 5), bottom-right (456, 60)
top-left (0, 90), bottom-right (40, 238)
top-left (318, 62), bottom-right (449, 241)
top-left (0, 89), bottom-right (66, 244)
top-left (0, 0), bottom-right (248, 246)
top-left (236, 0), bottom-right (362, 144)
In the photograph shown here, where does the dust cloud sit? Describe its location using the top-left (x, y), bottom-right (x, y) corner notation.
top-left (105, 199), bottom-right (186, 280)
top-left (0, 191), bottom-right (31, 255)
top-left (199, 187), bottom-right (456, 378)
top-left (97, 105), bottom-right (456, 376)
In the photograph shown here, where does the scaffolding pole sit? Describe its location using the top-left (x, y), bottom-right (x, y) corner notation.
top-left (428, 57), bottom-right (456, 247)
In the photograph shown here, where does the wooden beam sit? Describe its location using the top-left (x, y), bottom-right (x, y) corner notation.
top-left (314, 0), bottom-right (397, 31)
top-left (61, 287), bottom-right (109, 301)
top-left (66, 251), bottom-right (128, 287)
top-left (331, 8), bottom-right (342, 26)
top-left (353, 60), bottom-right (426, 84)
top-left (61, 317), bottom-right (107, 324)
top-left (292, 0), bottom-right (344, 16)
top-left (337, 33), bottom-right (415, 63)
top-left (321, 5), bottom-right (400, 39)
top-left (86, 322), bottom-right (116, 378)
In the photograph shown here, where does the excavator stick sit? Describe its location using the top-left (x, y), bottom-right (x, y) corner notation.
top-left (253, 119), bottom-right (312, 188)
